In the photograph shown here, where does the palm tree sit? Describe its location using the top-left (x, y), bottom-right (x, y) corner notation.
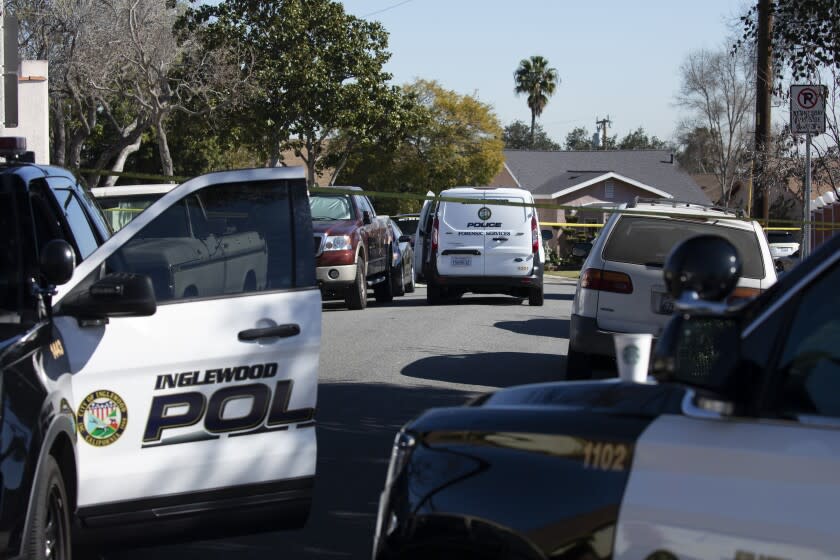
top-left (514, 56), bottom-right (560, 148)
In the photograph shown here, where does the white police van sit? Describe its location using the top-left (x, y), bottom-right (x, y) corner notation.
top-left (1, 156), bottom-right (320, 556)
top-left (414, 187), bottom-right (546, 305)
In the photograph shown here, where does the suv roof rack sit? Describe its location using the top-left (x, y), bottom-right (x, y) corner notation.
top-left (629, 196), bottom-right (745, 218)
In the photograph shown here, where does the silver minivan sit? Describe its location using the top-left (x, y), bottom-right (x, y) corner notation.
top-left (414, 187), bottom-right (546, 306)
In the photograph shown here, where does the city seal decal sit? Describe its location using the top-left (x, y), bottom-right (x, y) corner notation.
top-left (77, 390), bottom-right (128, 447)
top-left (477, 207), bottom-right (492, 221)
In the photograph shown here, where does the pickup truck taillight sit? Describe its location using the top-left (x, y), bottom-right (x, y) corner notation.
top-left (580, 268), bottom-right (634, 294)
top-left (531, 214), bottom-right (539, 254)
top-left (431, 216), bottom-right (439, 253)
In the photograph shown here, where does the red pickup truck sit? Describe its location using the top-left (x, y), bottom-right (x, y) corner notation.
top-left (310, 187), bottom-right (392, 309)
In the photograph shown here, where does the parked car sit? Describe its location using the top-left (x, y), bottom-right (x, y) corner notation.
top-left (387, 219), bottom-right (415, 296)
top-left (414, 186), bottom-right (546, 306)
top-left (311, 186), bottom-right (393, 308)
top-left (91, 183), bottom-right (178, 231)
top-left (373, 232), bottom-right (840, 560)
top-left (568, 198), bottom-right (777, 379)
top-left (392, 213), bottom-right (420, 247)
top-left (1, 145), bottom-right (321, 555)
top-left (766, 230), bottom-right (800, 259)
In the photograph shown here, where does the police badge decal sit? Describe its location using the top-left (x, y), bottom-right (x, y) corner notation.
top-left (77, 390), bottom-right (128, 447)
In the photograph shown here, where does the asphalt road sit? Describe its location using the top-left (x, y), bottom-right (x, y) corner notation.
top-left (114, 279), bottom-right (577, 560)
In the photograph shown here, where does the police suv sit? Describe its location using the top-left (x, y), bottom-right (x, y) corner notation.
top-left (0, 138), bottom-right (319, 558)
top-left (374, 232), bottom-right (840, 560)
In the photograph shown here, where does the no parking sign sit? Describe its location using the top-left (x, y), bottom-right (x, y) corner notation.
top-left (790, 84), bottom-right (827, 134)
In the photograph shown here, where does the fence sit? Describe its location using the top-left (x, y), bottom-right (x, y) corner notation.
top-left (811, 192), bottom-right (840, 250)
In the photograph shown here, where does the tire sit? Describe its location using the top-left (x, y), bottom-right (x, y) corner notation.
top-left (345, 257), bottom-right (367, 310)
top-left (426, 281), bottom-right (442, 305)
top-left (565, 349), bottom-right (594, 381)
top-left (529, 285), bottom-right (544, 306)
top-left (375, 264), bottom-right (395, 303)
top-left (405, 262), bottom-right (415, 293)
top-left (25, 455), bottom-right (72, 560)
top-left (392, 264), bottom-right (406, 297)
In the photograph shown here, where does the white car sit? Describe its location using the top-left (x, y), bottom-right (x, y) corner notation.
top-left (414, 186), bottom-right (547, 306)
top-left (767, 230), bottom-right (801, 259)
top-left (91, 183), bottom-right (178, 231)
top-left (568, 198), bottom-right (777, 379)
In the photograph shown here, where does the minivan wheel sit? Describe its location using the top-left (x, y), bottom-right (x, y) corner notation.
top-left (25, 456), bottom-right (71, 560)
top-left (346, 257), bottom-right (367, 310)
top-left (426, 281), bottom-right (442, 305)
top-left (565, 349), bottom-right (593, 380)
top-left (528, 285), bottom-right (544, 306)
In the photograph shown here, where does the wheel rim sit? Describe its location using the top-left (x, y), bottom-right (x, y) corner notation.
top-left (45, 486), bottom-right (66, 560)
top-left (359, 262), bottom-right (367, 304)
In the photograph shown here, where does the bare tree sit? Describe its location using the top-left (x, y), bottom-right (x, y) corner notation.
top-left (676, 46), bottom-right (756, 206)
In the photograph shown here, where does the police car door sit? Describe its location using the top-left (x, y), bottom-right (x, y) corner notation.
top-left (52, 168), bottom-right (320, 514)
top-left (482, 194), bottom-right (532, 278)
top-left (436, 192), bottom-right (486, 277)
top-left (615, 252), bottom-right (840, 559)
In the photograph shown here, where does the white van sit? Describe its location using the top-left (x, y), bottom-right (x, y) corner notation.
top-left (414, 187), bottom-right (546, 305)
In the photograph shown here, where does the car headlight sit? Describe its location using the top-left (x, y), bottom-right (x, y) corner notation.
top-left (323, 235), bottom-right (352, 251)
top-left (385, 430), bottom-right (416, 487)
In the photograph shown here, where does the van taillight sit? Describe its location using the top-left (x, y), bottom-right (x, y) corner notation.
top-left (431, 216), bottom-right (439, 253)
top-left (531, 214), bottom-right (539, 254)
top-left (580, 269), bottom-right (633, 294)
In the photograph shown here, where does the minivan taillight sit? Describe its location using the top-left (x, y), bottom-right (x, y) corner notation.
top-left (431, 216), bottom-right (439, 253)
top-left (727, 286), bottom-right (761, 304)
top-left (580, 269), bottom-right (634, 294)
top-left (531, 214), bottom-right (539, 254)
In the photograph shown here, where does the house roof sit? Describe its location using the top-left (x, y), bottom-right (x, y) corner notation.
top-left (499, 149), bottom-right (710, 204)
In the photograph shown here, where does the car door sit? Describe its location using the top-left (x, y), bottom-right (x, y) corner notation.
top-left (413, 191), bottom-right (435, 283)
top-left (436, 193), bottom-right (485, 277)
top-left (52, 168), bottom-right (320, 511)
top-left (614, 251), bottom-right (840, 559)
top-left (481, 194), bottom-right (532, 278)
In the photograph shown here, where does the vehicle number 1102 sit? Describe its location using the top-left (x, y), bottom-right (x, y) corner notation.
top-left (582, 441), bottom-right (629, 471)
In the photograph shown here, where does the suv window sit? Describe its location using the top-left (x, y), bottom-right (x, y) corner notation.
top-left (778, 262), bottom-right (840, 418)
top-left (104, 182), bottom-right (302, 303)
top-left (54, 189), bottom-right (99, 259)
top-left (602, 216), bottom-right (765, 279)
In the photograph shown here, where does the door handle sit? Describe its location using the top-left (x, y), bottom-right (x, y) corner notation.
top-left (238, 324), bottom-right (300, 341)
top-left (492, 237), bottom-right (508, 242)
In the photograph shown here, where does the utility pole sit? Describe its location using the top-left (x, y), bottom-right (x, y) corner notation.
top-left (752, 0), bottom-right (773, 222)
top-left (595, 115), bottom-right (611, 150)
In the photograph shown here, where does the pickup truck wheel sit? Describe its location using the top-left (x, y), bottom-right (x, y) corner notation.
top-left (346, 258), bottom-right (367, 310)
top-left (375, 264), bottom-right (394, 303)
top-left (25, 455), bottom-right (71, 560)
top-left (529, 285), bottom-right (544, 306)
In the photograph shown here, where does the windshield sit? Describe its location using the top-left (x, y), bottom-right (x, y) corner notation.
top-left (310, 195), bottom-right (352, 220)
top-left (603, 216), bottom-right (766, 279)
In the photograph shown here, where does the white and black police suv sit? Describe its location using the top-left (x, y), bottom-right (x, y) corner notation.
top-left (375, 231), bottom-right (840, 560)
top-left (0, 138), bottom-right (319, 558)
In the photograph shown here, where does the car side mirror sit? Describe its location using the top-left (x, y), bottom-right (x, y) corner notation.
top-left (652, 235), bottom-right (744, 411)
top-left (40, 239), bottom-right (75, 286)
top-left (59, 273), bottom-right (157, 324)
top-left (362, 211), bottom-right (372, 225)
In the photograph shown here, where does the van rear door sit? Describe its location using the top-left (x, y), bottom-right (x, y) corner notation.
top-left (414, 191), bottom-right (435, 283)
top-left (482, 195), bottom-right (532, 277)
top-left (436, 193), bottom-right (485, 277)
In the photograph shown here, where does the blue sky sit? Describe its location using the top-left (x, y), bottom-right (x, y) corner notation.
top-left (339, 0), bottom-right (749, 146)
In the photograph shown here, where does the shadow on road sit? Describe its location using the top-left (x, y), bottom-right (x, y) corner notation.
top-left (112, 382), bottom-right (474, 560)
top-left (494, 318), bottom-right (569, 339)
top-left (544, 292), bottom-right (574, 301)
top-left (402, 351), bottom-right (566, 387)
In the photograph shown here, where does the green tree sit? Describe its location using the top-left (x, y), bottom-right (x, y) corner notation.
top-left (739, 0), bottom-right (840, 80)
top-left (618, 127), bottom-right (670, 150)
top-left (564, 127), bottom-right (593, 150)
top-left (503, 120), bottom-right (560, 150)
top-left (182, 0), bottom-right (404, 185)
top-left (513, 55), bottom-right (560, 147)
top-left (338, 79), bottom-right (505, 215)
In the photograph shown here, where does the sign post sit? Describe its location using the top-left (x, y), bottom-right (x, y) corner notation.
top-left (791, 85), bottom-right (827, 258)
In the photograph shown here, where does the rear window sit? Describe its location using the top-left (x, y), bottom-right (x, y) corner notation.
top-left (767, 231), bottom-right (797, 244)
top-left (441, 196), bottom-right (527, 226)
top-left (603, 216), bottom-right (765, 279)
top-left (484, 196), bottom-right (527, 225)
top-left (394, 216), bottom-right (419, 235)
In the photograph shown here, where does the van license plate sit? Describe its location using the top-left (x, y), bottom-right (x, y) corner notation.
top-left (451, 256), bottom-right (471, 266)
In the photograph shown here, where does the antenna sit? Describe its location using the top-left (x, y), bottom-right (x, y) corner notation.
top-left (595, 115), bottom-right (612, 150)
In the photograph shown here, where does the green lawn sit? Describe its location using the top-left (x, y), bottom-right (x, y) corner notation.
top-left (545, 269), bottom-right (580, 279)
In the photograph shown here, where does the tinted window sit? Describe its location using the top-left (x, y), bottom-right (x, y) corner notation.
top-left (310, 195), bottom-right (352, 220)
top-left (54, 190), bottom-right (99, 259)
top-left (0, 186), bottom-right (23, 321)
top-left (602, 216), bottom-right (765, 279)
top-left (767, 231), bottom-right (796, 244)
top-left (105, 182), bottom-right (298, 303)
top-left (778, 262), bottom-right (840, 418)
top-left (394, 216), bottom-right (419, 235)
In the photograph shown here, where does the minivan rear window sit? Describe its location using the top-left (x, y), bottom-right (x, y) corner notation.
top-left (602, 216), bottom-right (765, 279)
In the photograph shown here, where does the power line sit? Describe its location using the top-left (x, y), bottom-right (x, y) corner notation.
top-left (361, 0), bottom-right (413, 18)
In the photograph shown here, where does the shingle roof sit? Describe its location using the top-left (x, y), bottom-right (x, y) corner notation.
top-left (501, 149), bottom-right (711, 204)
